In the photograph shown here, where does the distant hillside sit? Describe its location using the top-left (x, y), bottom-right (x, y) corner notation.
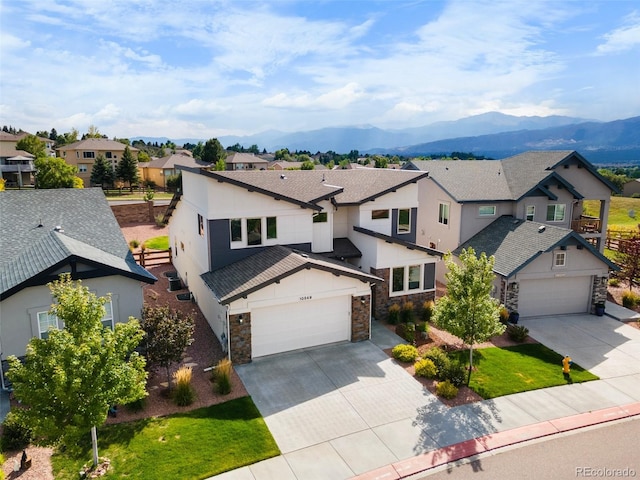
top-left (384, 116), bottom-right (640, 164)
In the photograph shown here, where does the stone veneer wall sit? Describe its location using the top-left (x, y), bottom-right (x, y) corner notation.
top-left (370, 267), bottom-right (435, 321)
top-left (591, 275), bottom-right (608, 312)
top-left (505, 282), bottom-right (519, 313)
top-left (111, 202), bottom-right (167, 225)
top-left (229, 312), bottom-right (252, 365)
top-left (351, 295), bottom-right (371, 341)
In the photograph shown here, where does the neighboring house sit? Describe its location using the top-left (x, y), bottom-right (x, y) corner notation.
top-left (0, 188), bottom-right (156, 388)
top-left (15, 132), bottom-right (56, 157)
top-left (622, 179), bottom-right (640, 197)
top-left (0, 132), bottom-right (37, 187)
top-left (268, 160), bottom-right (327, 170)
top-left (139, 152), bottom-right (212, 189)
top-left (57, 139), bottom-right (139, 186)
top-left (168, 168), bottom-right (442, 364)
top-left (225, 152), bottom-right (269, 171)
top-left (404, 150), bottom-right (618, 317)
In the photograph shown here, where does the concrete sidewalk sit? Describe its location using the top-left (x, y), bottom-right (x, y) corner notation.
top-left (207, 314), bottom-right (640, 480)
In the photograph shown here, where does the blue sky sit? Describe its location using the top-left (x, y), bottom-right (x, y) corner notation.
top-left (1, 0), bottom-right (639, 140)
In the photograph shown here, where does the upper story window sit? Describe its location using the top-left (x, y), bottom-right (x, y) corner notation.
top-left (83, 151), bottom-right (95, 159)
top-left (267, 217), bottom-right (277, 239)
top-left (313, 212), bottom-right (328, 223)
top-left (247, 218), bottom-right (262, 245)
top-left (106, 152), bottom-right (113, 159)
top-left (198, 214), bottom-right (204, 236)
top-left (546, 204), bottom-right (566, 222)
top-left (37, 312), bottom-right (59, 340)
top-left (230, 216), bottom-right (277, 246)
top-left (230, 219), bottom-right (242, 242)
top-left (372, 210), bottom-right (389, 220)
top-left (526, 205), bottom-right (535, 221)
top-left (554, 251), bottom-right (566, 267)
top-left (397, 209), bottom-right (411, 233)
top-left (438, 202), bottom-right (449, 225)
top-left (478, 205), bottom-right (496, 217)
top-left (102, 301), bottom-right (114, 330)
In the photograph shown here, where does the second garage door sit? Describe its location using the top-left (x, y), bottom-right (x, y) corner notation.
top-left (251, 295), bottom-right (351, 358)
top-left (517, 276), bottom-right (592, 317)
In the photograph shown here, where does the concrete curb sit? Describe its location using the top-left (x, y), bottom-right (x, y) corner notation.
top-left (350, 401), bottom-right (640, 480)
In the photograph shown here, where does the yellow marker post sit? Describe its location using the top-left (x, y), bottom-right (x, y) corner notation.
top-left (562, 355), bottom-right (572, 374)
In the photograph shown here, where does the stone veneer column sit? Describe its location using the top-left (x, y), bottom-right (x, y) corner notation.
top-left (229, 312), bottom-right (252, 365)
top-left (371, 267), bottom-right (390, 320)
top-left (505, 282), bottom-right (519, 313)
top-left (351, 295), bottom-right (371, 342)
top-left (591, 275), bottom-right (608, 312)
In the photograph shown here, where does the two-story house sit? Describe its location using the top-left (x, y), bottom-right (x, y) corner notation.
top-left (168, 168), bottom-right (442, 364)
top-left (225, 152), bottom-right (269, 171)
top-left (404, 150), bottom-right (618, 318)
top-left (56, 139), bottom-right (139, 186)
top-left (139, 151), bottom-right (212, 190)
top-left (0, 188), bottom-right (157, 389)
top-left (0, 132), bottom-right (39, 187)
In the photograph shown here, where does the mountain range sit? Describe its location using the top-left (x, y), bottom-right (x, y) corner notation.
top-left (135, 112), bottom-right (640, 164)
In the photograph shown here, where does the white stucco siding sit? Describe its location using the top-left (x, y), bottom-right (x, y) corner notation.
top-left (169, 197), bottom-right (209, 280)
top-left (357, 186), bottom-right (419, 234)
top-left (0, 276), bottom-right (145, 358)
top-left (333, 206), bottom-right (350, 238)
top-left (416, 180), bottom-right (461, 253)
top-left (458, 202), bottom-right (515, 244)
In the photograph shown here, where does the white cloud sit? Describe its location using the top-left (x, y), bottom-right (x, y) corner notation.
top-left (596, 11), bottom-right (640, 54)
top-left (0, 32), bottom-right (31, 49)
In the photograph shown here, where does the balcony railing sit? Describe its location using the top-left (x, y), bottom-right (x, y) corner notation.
top-left (571, 216), bottom-right (602, 234)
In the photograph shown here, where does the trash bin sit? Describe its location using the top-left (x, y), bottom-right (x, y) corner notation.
top-left (169, 277), bottom-right (182, 291)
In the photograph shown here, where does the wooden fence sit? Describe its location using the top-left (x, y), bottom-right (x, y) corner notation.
top-left (605, 229), bottom-right (638, 252)
top-left (132, 249), bottom-right (172, 267)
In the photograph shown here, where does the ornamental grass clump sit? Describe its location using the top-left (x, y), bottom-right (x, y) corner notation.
top-left (421, 300), bottom-right (435, 323)
top-left (387, 304), bottom-right (401, 325)
top-left (391, 344), bottom-right (419, 363)
top-left (506, 324), bottom-right (529, 343)
top-left (214, 358), bottom-right (233, 395)
top-left (622, 290), bottom-right (640, 308)
top-left (173, 365), bottom-right (195, 406)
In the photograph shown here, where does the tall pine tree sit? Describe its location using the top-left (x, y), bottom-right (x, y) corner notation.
top-left (90, 154), bottom-right (115, 188)
top-left (115, 146), bottom-right (140, 192)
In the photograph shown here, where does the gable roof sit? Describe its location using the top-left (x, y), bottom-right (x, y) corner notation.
top-left (57, 138), bottom-right (139, 152)
top-left (142, 152), bottom-right (211, 169)
top-left (353, 226), bottom-right (444, 257)
top-left (225, 152), bottom-right (269, 165)
top-left (201, 245), bottom-right (381, 304)
top-left (178, 167), bottom-right (429, 209)
top-left (405, 150), bottom-right (618, 202)
top-left (453, 215), bottom-right (617, 277)
top-left (0, 188), bottom-right (156, 299)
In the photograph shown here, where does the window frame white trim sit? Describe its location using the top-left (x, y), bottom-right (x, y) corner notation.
top-left (397, 208), bottom-right (411, 234)
top-left (390, 264), bottom-right (425, 297)
top-left (37, 311), bottom-right (59, 339)
top-left (478, 205), bottom-right (496, 217)
top-left (554, 251), bottom-right (567, 268)
top-left (546, 204), bottom-right (566, 222)
top-left (438, 202), bottom-right (450, 226)
top-left (526, 205), bottom-right (535, 221)
top-left (230, 216), bottom-right (279, 248)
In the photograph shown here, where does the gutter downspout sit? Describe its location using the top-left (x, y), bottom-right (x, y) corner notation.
top-left (225, 305), bottom-right (231, 362)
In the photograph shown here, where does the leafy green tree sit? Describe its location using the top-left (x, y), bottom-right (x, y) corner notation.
top-left (7, 275), bottom-right (147, 467)
top-left (16, 134), bottom-right (46, 158)
top-left (348, 149), bottom-right (359, 161)
top-left (374, 156), bottom-right (388, 169)
top-left (55, 128), bottom-right (79, 147)
top-left (214, 158), bottom-right (226, 171)
top-left (301, 160), bottom-right (315, 170)
top-left (141, 305), bottom-right (194, 390)
top-left (202, 138), bottom-right (226, 164)
top-left (248, 144), bottom-right (259, 154)
top-left (115, 146), bottom-right (140, 192)
top-left (617, 227), bottom-right (640, 290)
top-left (34, 156), bottom-right (80, 188)
top-left (191, 141), bottom-right (204, 159)
top-left (433, 248), bottom-right (505, 385)
top-left (597, 168), bottom-right (628, 193)
top-left (275, 148), bottom-right (290, 160)
top-left (137, 151), bottom-right (151, 163)
top-left (90, 154), bottom-right (115, 188)
top-left (84, 124), bottom-right (103, 139)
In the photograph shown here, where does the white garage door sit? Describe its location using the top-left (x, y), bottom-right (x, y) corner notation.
top-left (251, 295), bottom-right (351, 358)
top-left (518, 276), bottom-right (592, 317)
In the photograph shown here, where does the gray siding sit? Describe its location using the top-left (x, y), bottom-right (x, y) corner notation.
top-left (391, 207), bottom-right (417, 243)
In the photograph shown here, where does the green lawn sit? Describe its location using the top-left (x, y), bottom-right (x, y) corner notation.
top-left (51, 397), bottom-right (280, 480)
top-left (104, 190), bottom-right (174, 201)
top-left (584, 197), bottom-right (640, 230)
top-left (450, 344), bottom-right (599, 399)
top-left (143, 235), bottom-right (169, 250)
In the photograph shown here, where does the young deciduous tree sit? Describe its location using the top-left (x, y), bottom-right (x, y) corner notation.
top-left (16, 134), bottom-right (46, 158)
top-left (7, 275), bottom-right (147, 467)
top-left (201, 138), bottom-right (225, 164)
top-left (115, 146), bottom-right (140, 192)
top-left (34, 156), bottom-right (80, 188)
top-left (141, 305), bottom-right (195, 390)
top-left (618, 226), bottom-right (640, 290)
top-left (432, 248), bottom-right (505, 385)
top-left (90, 154), bottom-right (115, 188)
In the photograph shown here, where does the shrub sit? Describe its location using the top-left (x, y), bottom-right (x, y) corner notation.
top-left (0, 411), bottom-right (33, 452)
top-left (0, 452), bottom-right (4, 480)
top-left (608, 277), bottom-right (620, 287)
top-left (499, 306), bottom-right (510, 324)
top-left (436, 380), bottom-right (459, 399)
top-left (387, 304), bottom-right (401, 325)
top-left (414, 358), bottom-right (437, 378)
top-left (395, 322), bottom-right (415, 343)
top-left (441, 360), bottom-right (467, 387)
top-left (214, 358), bottom-right (233, 395)
top-left (125, 397), bottom-right (146, 413)
top-left (423, 346), bottom-right (450, 375)
top-left (143, 179), bottom-right (157, 189)
top-left (399, 302), bottom-right (415, 323)
top-left (421, 300), bottom-right (435, 322)
top-left (173, 365), bottom-right (195, 406)
top-left (391, 344), bottom-right (419, 363)
top-left (506, 324), bottom-right (529, 342)
top-left (416, 321), bottom-right (429, 340)
top-left (129, 239), bottom-right (140, 249)
top-left (622, 290), bottom-right (640, 308)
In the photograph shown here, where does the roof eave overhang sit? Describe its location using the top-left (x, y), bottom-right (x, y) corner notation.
top-left (353, 226), bottom-right (444, 257)
top-left (553, 151), bottom-right (621, 194)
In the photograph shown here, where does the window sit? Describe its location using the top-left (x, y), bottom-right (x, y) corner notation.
top-left (408, 265), bottom-right (421, 290)
top-left (546, 204), bottom-right (566, 222)
top-left (438, 203), bottom-right (449, 225)
top-left (313, 212), bottom-right (328, 223)
top-left (247, 218), bottom-right (262, 245)
top-left (266, 217), bottom-right (277, 239)
top-left (102, 301), bottom-right (114, 330)
top-left (230, 219), bottom-right (242, 242)
top-left (83, 151), bottom-right (95, 159)
top-left (478, 205), bottom-right (496, 216)
top-left (526, 205), bottom-right (535, 221)
top-left (105, 152), bottom-right (113, 159)
top-left (78, 164), bottom-right (88, 173)
top-left (37, 312), bottom-right (59, 339)
top-left (198, 214), bottom-right (204, 236)
top-left (397, 209), bottom-right (410, 233)
top-left (554, 252), bottom-right (566, 267)
top-left (392, 267), bottom-right (405, 292)
top-left (372, 209), bottom-right (389, 220)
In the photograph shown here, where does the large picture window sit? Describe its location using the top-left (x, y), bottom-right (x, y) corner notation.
top-left (397, 209), bottom-right (410, 233)
top-left (372, 209), bottom-right (389, 220)
top-left (246, 218), bottom-right (262, 246)
top-left (392, 267), bottom-right (405, 292)
top-left (230, 218), bottom-right (242, 242)
top-left (438, 203), bottom-right (449, 225)
top-left (546, 204), bottom-right (566, 222)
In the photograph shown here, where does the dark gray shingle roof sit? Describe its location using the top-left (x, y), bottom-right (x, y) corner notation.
top-left (453, 216), bottom-right (615, 277)
top-left (1, 188), bottom-right (156, 298)
top-left (201, 245), bottom-right (381, 303)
